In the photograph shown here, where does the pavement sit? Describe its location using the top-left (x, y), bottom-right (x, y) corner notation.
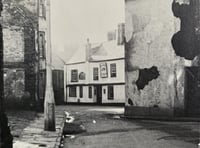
top-left (7, 106), bottom-right (66, 148)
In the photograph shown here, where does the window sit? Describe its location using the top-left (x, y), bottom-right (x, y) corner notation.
top-left (39, 31), bottom-right (45, 58)
top-left (110, 63), bottom-right (117, 77)
top-left (93, 67), bottom-right (99, 80)
top-left (79, 86), bottom-right (83, 98)
top-left (71, 70), bottom-right (78, 82)
top-left (108, 85), bottom-right (114, 100)
top-left (88, 86), bottom-right (92, 98)
top-left (69, 86), bottom-right (76, 97)
top-left (39, 0), bottom-right (46, 18)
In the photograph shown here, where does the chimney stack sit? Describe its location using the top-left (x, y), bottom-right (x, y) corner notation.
top-left (86, 38), bottom-right (91, 61)
top-left (117, 23), bottom-right (125, 45)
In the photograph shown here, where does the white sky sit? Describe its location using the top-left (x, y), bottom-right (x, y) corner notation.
top-left (50, 0), bottom-right (125, 60)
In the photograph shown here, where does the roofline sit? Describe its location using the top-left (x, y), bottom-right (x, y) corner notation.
top-left (65, 61), bottom-right (86, 66)
top-left (89, 57), bottom-right (125, 63)
top-left (65, 57), bottom-right (125, 66)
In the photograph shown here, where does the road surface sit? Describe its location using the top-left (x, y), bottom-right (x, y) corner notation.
top-left (62, 105), bottom-right (200, 148)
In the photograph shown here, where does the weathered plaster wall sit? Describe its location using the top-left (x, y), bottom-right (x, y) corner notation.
top-left (3, 27), bottom-right (24, 62)
top-left (125, 0), bottom-right (190, 116)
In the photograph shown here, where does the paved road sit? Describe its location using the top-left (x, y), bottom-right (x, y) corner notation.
top-left (62, 105), bottom-right (200, 148)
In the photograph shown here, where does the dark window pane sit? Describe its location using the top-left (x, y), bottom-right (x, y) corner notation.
top-left (69, 86), bottom-right (76, 97)
top-left (93, 67), bottom-right (99, 80)
top-left (108, 85), bottom-right (114, 100)
top-left (110, 63), bottom-right (117, 77)
top-left (79, 86), bottom-right (83, 98)
top-left (71, 70), bottom-right (78, 82)
top-left (89, 86), bottom-right (92, 98)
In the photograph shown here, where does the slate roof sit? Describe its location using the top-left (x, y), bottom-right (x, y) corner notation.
top-left (67, 40), bottom-right (124, 64)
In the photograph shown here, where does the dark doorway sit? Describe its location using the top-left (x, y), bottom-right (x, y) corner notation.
top-left (94, 85), bottom-right (102, 104)
top-left (52, 70), bottom-right (64, 105)
top-left (185, 67), bottom-right (200, 117)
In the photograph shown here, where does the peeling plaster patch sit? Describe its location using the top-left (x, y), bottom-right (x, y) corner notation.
top-left (128, 98), bottom-right (133, 106)
top-left (136, 66), bottom-right (159, 90)
top-left (172, 1), bottom-right (200, 60)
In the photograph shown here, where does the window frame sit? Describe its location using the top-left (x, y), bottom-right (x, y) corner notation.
top-left (88, 86), bottom-right (92, 98)
top-left (71, 69), bottom-right (78, 82)
top-left (108, 85), bottom-right (114, 100)
top-left (79, 86), bottom-right (83, 98)
top-left (39, 31), bottom-right (46, 59)
top-left (93, 67), bottom-right (99, 80)
top-left (110, 63), bottom-right (117, 78)
top-left (69, 86), bottom-right (77, 97)
top-left (39, 0), bottom-right (46, 18)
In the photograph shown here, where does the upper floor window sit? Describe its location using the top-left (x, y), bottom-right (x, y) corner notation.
top-left (110, 63), bottom-right (117, 77)
top-left (39, 31), bottom-right (45, 58)
top-left (71, 69), bottom-right (78, 82)
top-left (39, 0), bottom-right (46, 18)
top-left (93, 67), bottom-right (99, 80)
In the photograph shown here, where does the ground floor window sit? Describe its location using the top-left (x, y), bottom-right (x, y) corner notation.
top-left (69, 86), bottom-right (76, 97)
top-left (79, 86), bottom-right (83, 98)
top-left (89, 86), bottom-right (92, 98)
top-left (108, 85), bottom-right (114, 100)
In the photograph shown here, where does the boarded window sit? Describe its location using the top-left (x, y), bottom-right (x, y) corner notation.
top-left (39, 31), bottom-right (45, 58)
top-left (79, 86), bottom-right (83, 98)
top-left (108, 85), bottom-right (114, 100)
top-left (88, 86), bottom-right (92, 98)
top-left (93, 67), bottom-right (99, 80)
top-left (69, 86), bottom-right (76, 97)
top-left (71, 70), bottom-right (78, 82)
top-left (110, 63), bottom-right (117, 77)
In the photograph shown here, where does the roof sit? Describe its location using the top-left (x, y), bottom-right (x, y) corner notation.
top-left (67, 40), bottom-right (124, 64)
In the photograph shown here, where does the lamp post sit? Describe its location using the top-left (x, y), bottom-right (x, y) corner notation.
top-left (44, 0), bottom-right (55, 131)
top-left (0, 0), bottom-right (13, 147)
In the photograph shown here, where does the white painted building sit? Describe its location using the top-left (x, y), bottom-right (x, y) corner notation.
top-left (64, 23), bottom-right (125, 104)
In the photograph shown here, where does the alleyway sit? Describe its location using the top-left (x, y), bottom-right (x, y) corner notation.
top-left (62, 105), bottom-right (200, 148)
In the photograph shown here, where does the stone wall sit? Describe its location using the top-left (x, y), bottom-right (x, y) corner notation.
top-left (2, 0), bottom-right (38, 109)
top-left (125, 0), bottom-right (193, 116)
top-left (3, 27), bottom-right (24, 62)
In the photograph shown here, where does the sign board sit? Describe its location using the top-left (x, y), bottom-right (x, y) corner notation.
top-left (100, 63), bottom-right (108, 78)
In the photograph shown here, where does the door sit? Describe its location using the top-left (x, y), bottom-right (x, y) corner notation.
top-left (94, 85), bottom-right (102, 104)
top-left (185, 67), bottom-right (200, 117)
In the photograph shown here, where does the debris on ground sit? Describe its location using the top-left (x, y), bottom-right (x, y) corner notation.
top-left (93, 120), bottom-right (96, 124)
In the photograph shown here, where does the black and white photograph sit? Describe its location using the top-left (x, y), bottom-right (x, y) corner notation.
top-left (0, 0), bottom-right (200, 147)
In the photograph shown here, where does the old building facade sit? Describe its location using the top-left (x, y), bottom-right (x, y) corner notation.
top-left (2, 0), bottom-right (50, 108)
top-left (64, 24), bottom-right (125, 104)
top-left (125, 0), bottom-right (200, 117)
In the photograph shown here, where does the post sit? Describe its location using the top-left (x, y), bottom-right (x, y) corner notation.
top-left (0, 0), bottom-right (13, 147)
top-left (44, 0), bottom-right (55, 131)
